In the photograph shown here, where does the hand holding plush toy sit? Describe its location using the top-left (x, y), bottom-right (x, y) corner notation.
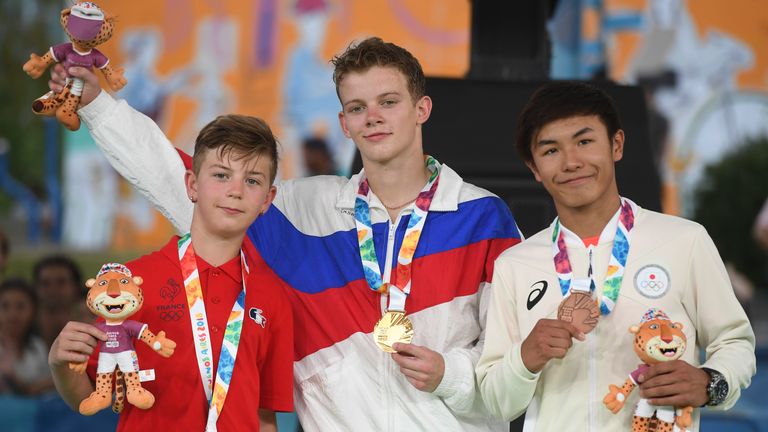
top-left (70, 263), bottom-right (175, 416)
top-left (22, 2), bottom-right (126, 131)
top-left (603, 308), bottom-right (693, 432)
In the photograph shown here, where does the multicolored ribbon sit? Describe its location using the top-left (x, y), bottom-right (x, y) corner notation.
top-left (354, 156), bottom-right (440, 311)
top-left (552, 199), bottom-right (634, 315)
top-left (178, 234), bottom-right (248, 431)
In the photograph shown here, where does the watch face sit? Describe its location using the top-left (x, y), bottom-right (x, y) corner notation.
top-left (713, 379), bottom-right (729, 403)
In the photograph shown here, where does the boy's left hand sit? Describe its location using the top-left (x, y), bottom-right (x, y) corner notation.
top-left (637, 360), bottom-right (710, 407)
top-left (391, 342), bottom-right (445, 393)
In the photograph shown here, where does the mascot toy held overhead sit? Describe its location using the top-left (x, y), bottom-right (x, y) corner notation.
top-left (69, 263), bottom-right (176, 416)
top-left (603, 308), bottom-right (693, 432)
top-left (22, 2), bottom-right (127, 131)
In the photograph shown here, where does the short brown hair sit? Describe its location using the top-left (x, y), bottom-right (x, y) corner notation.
top-left (331, 37), bottom-right (426, 103)
top-left (192, 114), bottom-right (279, 183)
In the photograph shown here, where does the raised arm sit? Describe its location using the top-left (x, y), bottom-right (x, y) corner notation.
top-left (51, 64), bottom-right (193, 232)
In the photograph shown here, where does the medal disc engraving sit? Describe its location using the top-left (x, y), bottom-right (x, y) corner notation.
top-left (373, 311), bottom-right (414, 353)
top-left (557, 292), bottom-right (599, 334)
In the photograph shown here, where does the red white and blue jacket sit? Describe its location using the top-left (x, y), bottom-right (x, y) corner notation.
top-left (80, 91), bottom-right (522, 431)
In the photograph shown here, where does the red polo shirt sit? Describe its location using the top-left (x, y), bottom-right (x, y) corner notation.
top-left (87, 236), bottom-right (293, 431)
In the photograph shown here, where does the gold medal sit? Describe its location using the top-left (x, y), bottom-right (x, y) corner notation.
top-left (557, 291), bottom-right (600, 334)
top-left (373, 311), bottom-right (414, 353)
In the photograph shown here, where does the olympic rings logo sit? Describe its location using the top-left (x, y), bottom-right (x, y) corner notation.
top-left (640, 280), bottom-right (665, 290)
top-left (160, 310), bottom-right (183, 321)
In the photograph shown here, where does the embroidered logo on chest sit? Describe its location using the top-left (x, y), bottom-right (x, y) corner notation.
top-left (634, 265), bottom-right (670, 298)
top-left (249, 307), bottom-right (267, 328)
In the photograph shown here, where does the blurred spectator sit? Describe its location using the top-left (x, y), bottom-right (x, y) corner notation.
top-left (754, 197), bottom-right (768, 251)
top-left (0, 229), bottom-right (8, 280)
top-left (0, 278), bottom-right (53, 396)
top-left (303, 136), bottom-right (336, 176)
top-left (32, 256), bottom-right (83, 347)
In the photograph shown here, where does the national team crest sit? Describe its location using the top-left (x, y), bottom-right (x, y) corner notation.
top-left (634, 264), bottom-right (670, 298)
top-left (249, 307), bottom-right (267, 328)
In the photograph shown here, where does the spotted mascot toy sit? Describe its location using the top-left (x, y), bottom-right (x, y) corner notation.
top-left (69, 263), bottom-right (176, 415)
top-left (603, 308), bottom-right (693, 432)
top-left (22, 2), bottom-right (126, 131)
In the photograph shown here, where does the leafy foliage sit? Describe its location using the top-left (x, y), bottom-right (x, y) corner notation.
top-left (0, 1), bottom-right (63, 212)
top-left (693, 136), bottom-right (768, 287)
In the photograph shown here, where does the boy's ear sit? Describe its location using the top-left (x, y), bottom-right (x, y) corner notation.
top-left (612, 129), bottom-right (625, 162)
top-left (415, 95), bottom-right (432, 126)
top-left (185, 169), bottom-right (198, 203)
top-left (525, 160), bottom-right (542, 182)
top-left (338, 111), bottom-right (351, 139)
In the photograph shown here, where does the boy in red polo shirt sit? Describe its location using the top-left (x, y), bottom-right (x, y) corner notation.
top-left (48, 114), bottom-right (293, 431)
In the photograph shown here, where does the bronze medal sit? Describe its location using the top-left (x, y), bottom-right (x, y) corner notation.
top-left (557, 291), bottom-right (600, 334)
top-left (373, 311), bottom-right (414, 353)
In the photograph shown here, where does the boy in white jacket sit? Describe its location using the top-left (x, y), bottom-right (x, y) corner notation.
top-left (476, 81), bottom-right (755, 431)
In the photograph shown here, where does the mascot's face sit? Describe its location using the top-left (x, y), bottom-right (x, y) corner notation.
top-left (86, 271), bottom-right (144, 322)
top-left (631, 318), bottom-right (687, 364)
top-left (60, 2), bottom-right (115, 50)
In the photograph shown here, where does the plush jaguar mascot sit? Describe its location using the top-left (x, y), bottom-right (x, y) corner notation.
top-left (22, 1), bottom-right (127, 131)
top-left (69, 263), bottom-right (175, 416)
top-left (603, 308), bottom-right (692, 432)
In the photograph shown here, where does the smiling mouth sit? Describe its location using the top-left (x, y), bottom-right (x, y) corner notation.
top-left (105, 304), bottom-right (125, 314)
top-left (660, 346), bottom-right (678, 356)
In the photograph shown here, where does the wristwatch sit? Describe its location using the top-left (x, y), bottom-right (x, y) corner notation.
top-left (702, 367), bottom-right (729, 406)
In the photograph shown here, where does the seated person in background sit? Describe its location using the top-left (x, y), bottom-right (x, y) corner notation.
top-left (0, 278), bottom-right (54, 396)
top-left (33, 255), bottom-right (84, 347)
top-left (48, 114), bottom-right (293, 431)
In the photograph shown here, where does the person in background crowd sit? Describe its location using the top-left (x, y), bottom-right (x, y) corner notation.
top-left (0, 278), bottom-right (54, 395)
top-left (32, 255), bottom-right (84, 347)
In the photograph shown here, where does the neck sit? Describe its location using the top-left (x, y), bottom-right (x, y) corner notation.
top-left (556, 192), bottom-right (622, 240)
top-left (189, 218), bottom-right (243, 267)
top-left (363, 152), bottom-right (429, 216)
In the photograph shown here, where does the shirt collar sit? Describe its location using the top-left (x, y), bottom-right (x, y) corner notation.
top-left (194, 251), bottom-right (243, 284)
top-left (554, 197), bottom-right (639, 248)
top-left (335, 158), bottom-right (463, 212)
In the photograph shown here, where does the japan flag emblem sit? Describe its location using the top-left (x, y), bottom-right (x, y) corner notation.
top-left (249, 307), bottom-right (267, 328)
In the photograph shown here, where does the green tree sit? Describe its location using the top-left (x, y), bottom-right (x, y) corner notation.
top-left (693, 137), bottom-right (768, 288)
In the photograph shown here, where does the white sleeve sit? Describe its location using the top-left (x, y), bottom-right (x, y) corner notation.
top-left (476, 262), bottom-right (540, 421)
top-left (686, 225), bottom-right (756, 410)
top-left (78, 91), bottom-right (193, 233)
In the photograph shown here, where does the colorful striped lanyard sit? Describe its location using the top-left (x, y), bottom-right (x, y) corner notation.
top-left (178, 234), bottom-right (248, 431)
top-left (552, 199), bottom-right (634, 315)
top-left (354, 156), bottom-right (440, 311)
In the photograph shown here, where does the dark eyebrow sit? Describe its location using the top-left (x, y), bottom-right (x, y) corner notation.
top-left (536, 126), bottom-right (595, 147)
top-left (572, 127), bottom-right (594, 138)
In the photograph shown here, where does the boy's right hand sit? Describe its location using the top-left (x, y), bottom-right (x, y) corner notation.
top-left (49, 321), bottom-right (107, 371)
top-left (520, 318), bottom-right (585, 373)
top-left (49, 64), bottom-right (102, 108)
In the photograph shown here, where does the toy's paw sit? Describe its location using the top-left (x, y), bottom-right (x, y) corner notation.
top-left (79, 391), bottom-right (112, 416)
top-left (69, 361), bottom-right (88, 374)
top-left (153, 331), bottom-right (177, 358)
top-left (56, 102), bottom-right (81, 131)
top-left (106, 68), bottom-right (127, 91)
top-left (602, 384), bottom-right (625, 414)
top-left (127, 386), bottom-right (155, 410)
top-left (677, 406), bottom-right (693, 428)
top-left (23, 54), bottom-right (48, 79)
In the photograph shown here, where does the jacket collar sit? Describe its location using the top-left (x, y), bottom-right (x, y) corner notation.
top-left (335, 158), bottom-right (463, 212)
